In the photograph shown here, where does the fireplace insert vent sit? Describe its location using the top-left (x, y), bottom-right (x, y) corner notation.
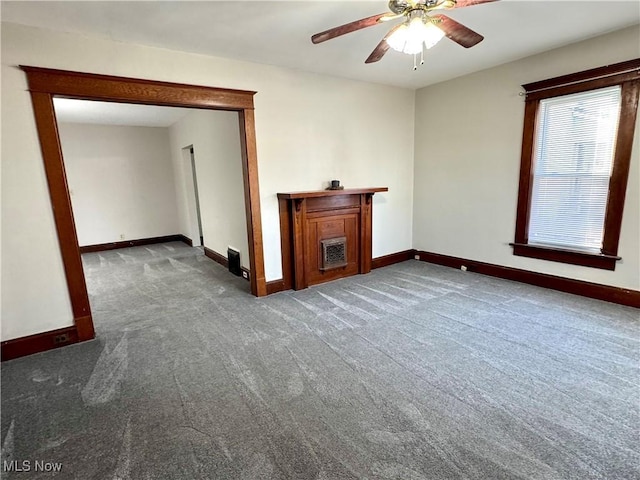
top-left (320, 237), bottom-right (347, 270)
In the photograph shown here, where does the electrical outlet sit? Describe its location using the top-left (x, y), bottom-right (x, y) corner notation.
top-left (119, 234), bottom-right (125, 240)
top-left (461, 265), bottom-right (468, 272)
top-left (53, 333), bottom-right (70, 344)
top-left (242, 270), bottom-right (249, 280)
top-left (414, 254), bottom-right (420, 260)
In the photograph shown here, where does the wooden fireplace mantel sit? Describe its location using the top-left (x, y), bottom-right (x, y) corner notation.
top-left (277, 187), bottom-right (388, 200)
top-left (277, 187), bottom-right (388, 291)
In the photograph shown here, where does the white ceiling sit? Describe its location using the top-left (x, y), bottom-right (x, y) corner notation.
top-left (3, 1), bottom-right (639, 89)
top-left (53, 98), bottom-right (192, 127)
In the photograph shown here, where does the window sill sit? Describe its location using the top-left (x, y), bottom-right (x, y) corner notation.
top-left (510, 243), bottom-right (620, 271)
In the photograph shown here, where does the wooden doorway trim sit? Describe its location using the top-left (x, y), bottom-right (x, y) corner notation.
top-left (21, 66), bottom-right (267, 345)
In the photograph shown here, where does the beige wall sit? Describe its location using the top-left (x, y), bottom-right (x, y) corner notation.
top-left (0, 22), bottom-right (415, 341)
top-left (413, 26), bottom-right (640, 290)
top-left (58, 123), bottom-right (179, 246)
top-left (168, 110), bottom-right (249, 269)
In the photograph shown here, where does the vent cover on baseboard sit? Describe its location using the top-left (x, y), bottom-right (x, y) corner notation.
top-left (320, 237), bottom-right (347, 271)
top-left (228, 248), bottom-right (241, 276)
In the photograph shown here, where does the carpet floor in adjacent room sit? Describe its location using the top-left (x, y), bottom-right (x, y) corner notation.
top-left (1, 242), bottom-right (638, 479)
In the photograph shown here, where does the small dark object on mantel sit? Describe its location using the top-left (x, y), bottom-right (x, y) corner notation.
top-left (326, 179), bottom-right (344, 190)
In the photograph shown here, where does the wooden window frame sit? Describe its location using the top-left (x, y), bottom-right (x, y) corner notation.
top-left (21, 66), bottom-right (268, 346)
top-left (512, 59), bottom-right (640, 271)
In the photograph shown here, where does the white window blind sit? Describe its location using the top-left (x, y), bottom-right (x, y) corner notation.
top-left (528, 85), bottom-right (622, 252)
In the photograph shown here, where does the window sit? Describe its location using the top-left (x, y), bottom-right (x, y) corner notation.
top-left (528, 86), bottom-right (621, 251)
top-left (512, 60), bottom-right (640, 270)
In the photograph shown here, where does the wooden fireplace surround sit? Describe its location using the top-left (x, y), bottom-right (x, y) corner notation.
top-left (277, 188), bottom-right (388, 290)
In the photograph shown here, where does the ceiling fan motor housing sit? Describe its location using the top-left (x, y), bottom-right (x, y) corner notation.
top-left (389, 0), bottom-right (409, 14)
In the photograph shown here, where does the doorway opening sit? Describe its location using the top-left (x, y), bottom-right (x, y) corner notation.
top-left (52, 98), bottom-right (252, 333)
top-left (22, 66), bottom-right (267, 348)
top-left (187, 146), bottom-right (204, 247)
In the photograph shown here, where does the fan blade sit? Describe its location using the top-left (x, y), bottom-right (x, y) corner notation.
top-left (365, 24), bottom-right (403, 64)
top-left (380, 13), bottom-right (404, 22)
top-left (311, 13), bottom-right (389, 44)
top-left (453, 0), bottom-right (499, 8)
top-left (432, 14), bottom-right (484, 48)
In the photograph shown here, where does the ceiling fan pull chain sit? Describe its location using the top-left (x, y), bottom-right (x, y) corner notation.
top-left (421, 46), bottom-right (425, 65)
top-left (413, 53), bottom-right (417, 71)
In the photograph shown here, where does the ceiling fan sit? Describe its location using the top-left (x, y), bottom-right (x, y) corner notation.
top-left (311, 0), bottom-right (498, 68)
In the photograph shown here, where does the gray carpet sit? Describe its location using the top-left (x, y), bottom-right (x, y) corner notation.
top-left (1, 242), bottom-right (638, 479)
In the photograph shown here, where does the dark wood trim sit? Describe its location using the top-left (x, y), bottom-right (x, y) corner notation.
top-left (359, 194), bottom-right (370, 274)
top-left (21, 66), bottom-right (256, 110)
top-left (523, 59), bottom-right (640, 97)
top-left (1, 326), bottom-right (79, 362)
top-left (21, 66), bottom-right (266, 358)
top-left (602, 80), bottom-right (640, 255)
top-left (266, 280), bottom-right (286, 295)
top-left (371, 250), bottom-right (415, 269)
top-left (29, 91), bottom-right (96, 342)
top-left (524, 72), bottom-right (640, 102)
top-left (179, 235), bottom-right (194, 247)
top-left (79, 234), bottom-right (192, 253)
top-left (203, 246), bottom-right (250, 282)
top-left (292, 197), bottom-right (307, 291)
top-left (75, 315), bottom-right (94, 342)
top-left (415, 250), bottom-right (639, 308)
top-left (278, 198), bottom-right (294, 291)
top-left (514, 61), bottom-right (640, 271)
top-left (513, 99), bottom-right (538, 244)
top-left (277, 187), bottom-right (388, 200)
top-left (238, 109), bottom-right (266, 296)
top-left (204, 246), bottom-right (228, 268)
top-left (511, 243), bottom-right (619, 271)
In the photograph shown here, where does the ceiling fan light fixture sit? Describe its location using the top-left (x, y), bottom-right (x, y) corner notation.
top-left (386, 17), bottom-right (444, 54)
top-left (423, 21), bottom-right (445, 49)
top-left (386, 23), bottom-right (410, 53)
